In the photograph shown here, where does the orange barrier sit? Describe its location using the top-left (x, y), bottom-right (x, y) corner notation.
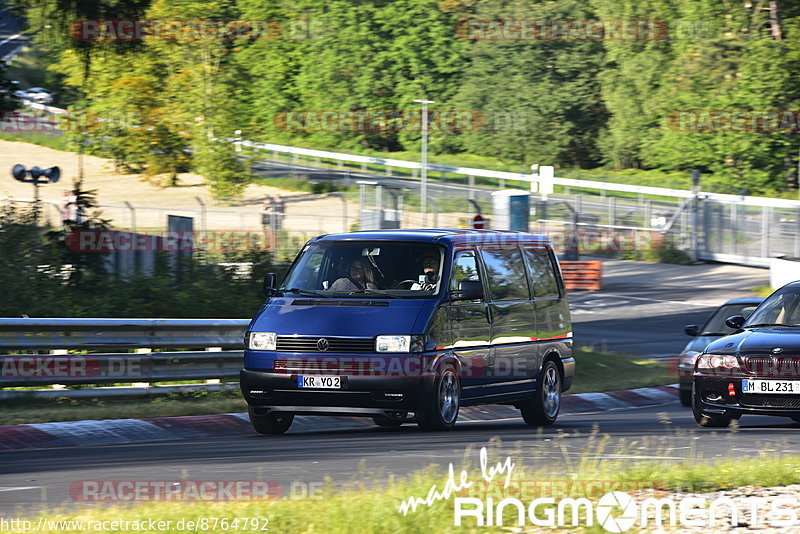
top-left (560, 261), bottom-right (602, 291)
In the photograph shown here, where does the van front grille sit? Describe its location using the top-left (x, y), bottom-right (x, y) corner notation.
top-left (275, 336), bottom-right (375, 353)
top-left (274, 359), bottom-right (374, 374)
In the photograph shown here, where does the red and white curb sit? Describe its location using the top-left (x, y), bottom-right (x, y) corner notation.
top-left (0, 384), bottom-right (678, 451)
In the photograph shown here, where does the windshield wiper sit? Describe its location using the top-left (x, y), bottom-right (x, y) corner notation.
top-left (345, 289), bottom-right (400, 299)
top-left (747, 323), bottom-right (788, 328)
top-left (282, 287), bottom-right (329, 298)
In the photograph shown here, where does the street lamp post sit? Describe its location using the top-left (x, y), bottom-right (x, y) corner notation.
top-left (414, 99), bottom-right (435, 227)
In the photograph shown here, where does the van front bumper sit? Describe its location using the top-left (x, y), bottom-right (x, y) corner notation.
top-left (240, 369), bottom-right (434, 414)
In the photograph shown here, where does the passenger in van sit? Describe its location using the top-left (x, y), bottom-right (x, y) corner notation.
top-left (411, 254), bottom-right (439, 291)
top-left (331, 258), bottom-right (379, 291)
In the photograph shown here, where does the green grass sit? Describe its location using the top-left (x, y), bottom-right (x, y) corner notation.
top-left (0, 349), bottom-right (672, 425)
top-left (0, 131), bottom-right (72, 151)
top-left (8, 432), bottom-right (800, 533)
top-left (752, 285), bottom-right (774, 298)
top-left (0, 390), bottom-right (248, 425)
top-left (570, 348), bottom-right (674, 393)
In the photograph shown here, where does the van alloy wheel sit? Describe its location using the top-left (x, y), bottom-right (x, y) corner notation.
top-left (418, 365), bottom-right (460, 431)
top-left (520, 360), bottom-right (561, 426)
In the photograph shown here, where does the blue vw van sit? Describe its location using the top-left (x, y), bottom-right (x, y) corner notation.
top-left (240, 229), bottom-right (574, 433)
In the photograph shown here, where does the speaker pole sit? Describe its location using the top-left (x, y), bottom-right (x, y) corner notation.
top-left (33, 180), bottom-right (40, 226)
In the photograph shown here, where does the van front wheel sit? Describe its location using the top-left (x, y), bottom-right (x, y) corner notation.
top-left (418, 365), bottom-right (460, 431)
top-left (520, 360), bottom-right (561, 426)
top-left (248, 407), bottom-right (294, 435)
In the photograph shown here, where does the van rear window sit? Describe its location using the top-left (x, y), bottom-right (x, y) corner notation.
top-left (523, 248), bottom-right (560, 299)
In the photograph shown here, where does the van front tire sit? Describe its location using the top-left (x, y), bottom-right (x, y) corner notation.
top-left (248, 407), bottom-right (294, 435)
top-left (418, 365), bottom-right (460, 431)
top-left (520, 360), bottom-right (561, 426)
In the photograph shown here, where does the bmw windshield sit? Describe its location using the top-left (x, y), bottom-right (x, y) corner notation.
top-left (280, 241), bottom-right (446, 298)
top-left (745, 286), bottom-right (800, 327)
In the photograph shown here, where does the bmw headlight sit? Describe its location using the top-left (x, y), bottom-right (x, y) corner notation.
top-left (696, 353), bottom-right (740, 372)
top-left (247, 331), bottom-right (276, 351)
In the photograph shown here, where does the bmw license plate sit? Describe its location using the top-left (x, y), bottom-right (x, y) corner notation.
top-left (298, 375), bottom-right (341, 389)
top-left (742, 379), bottom-right (800, 394)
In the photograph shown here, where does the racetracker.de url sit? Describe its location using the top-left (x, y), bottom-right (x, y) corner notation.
top-left (0, 517), bottom-right (270, 532)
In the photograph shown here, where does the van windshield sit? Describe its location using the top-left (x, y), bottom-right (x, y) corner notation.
top-left (280, 241), bottom-right (445, 298)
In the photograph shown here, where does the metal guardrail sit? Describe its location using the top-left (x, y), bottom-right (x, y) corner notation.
top-left (0, 318), bottom-right (250, 398)
top-left (0, 318), bottom-right (249, 350)
top-left (241, 140), bottom-right (800, 209)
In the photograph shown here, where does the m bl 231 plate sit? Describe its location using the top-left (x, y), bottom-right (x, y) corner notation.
top-left (742, 379), bottom-right (800, 394)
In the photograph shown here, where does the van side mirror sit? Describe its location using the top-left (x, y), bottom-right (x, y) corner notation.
top-left (263, 273), bottom-right (277, 297)
top-left (684, 324), bottom-right (698, 337)
top-left (450, 280), bottom-right (483, 301)
top-left (725, 315), bottom-right (746, 330)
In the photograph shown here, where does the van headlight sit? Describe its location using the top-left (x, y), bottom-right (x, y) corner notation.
top-left (376, 335), bottom-right (410, 353)
top-left (376, 335), bottom-right (425, 353)
top-left (247, 331), bottom-right (276, 351)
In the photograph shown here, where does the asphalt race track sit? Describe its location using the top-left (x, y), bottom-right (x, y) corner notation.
top-left (3, 403), bottom-right (800, 511)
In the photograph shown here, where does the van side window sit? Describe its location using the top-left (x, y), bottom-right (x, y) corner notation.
top-left (523, 248), bottom-right (560, 299)
top-left (480, 248), bottom-right (530, 301)
top-left (450, 250), bottom-right (480, 291)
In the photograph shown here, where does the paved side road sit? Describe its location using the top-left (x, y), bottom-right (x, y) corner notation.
top-left (570, 259), bottom-right (769, 356)
top-left (0, 385), bottom-right (678, 450)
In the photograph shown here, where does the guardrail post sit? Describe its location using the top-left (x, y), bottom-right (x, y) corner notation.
top-left (609, 197), bottom-right (616, 226)
top-left (133, 348), bottom-right (151, 388)
top-left (795, 207), bottom-right (800, 258)
top-left (468, 175), bottom-right (475, 200)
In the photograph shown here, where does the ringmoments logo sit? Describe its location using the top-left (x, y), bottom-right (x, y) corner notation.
top-left (453, 490), bottom-right (800, 530)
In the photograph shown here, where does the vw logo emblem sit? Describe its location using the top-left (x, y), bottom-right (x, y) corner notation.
top-left (773, 347), bottom-right (783, 354)
top-left (317, 338), bottom-right (330, 352)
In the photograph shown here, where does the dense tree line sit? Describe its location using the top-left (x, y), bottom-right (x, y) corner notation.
top-left (9, 0), bottom-right (800, 195)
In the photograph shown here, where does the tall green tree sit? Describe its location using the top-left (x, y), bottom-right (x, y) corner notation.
top-left (452, 0), bottom-right (606, 168)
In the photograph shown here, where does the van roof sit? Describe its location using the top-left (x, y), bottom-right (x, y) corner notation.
top-left (311, 229), bottom-right (552, 246)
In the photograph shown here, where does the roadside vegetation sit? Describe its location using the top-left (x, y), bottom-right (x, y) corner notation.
top-left (7, 432), bottom-right (800, 533)
top-left (0, 202), bottom-right (283, 319)
top-left (0, 348), bottom-right (673, 425)
top-left (6, 1), bottom-right (800, 199)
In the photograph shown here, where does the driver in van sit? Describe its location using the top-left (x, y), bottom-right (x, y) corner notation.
top-left (411, 254), bottom-right (439, 291)
top-left (331, 258), bottom-right (379, 291)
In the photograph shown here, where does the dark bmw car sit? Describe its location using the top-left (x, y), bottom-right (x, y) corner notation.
top-left (693, 282), bottom-right (800, 427)
top-left (678, 297), bottom-right (763, 406)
